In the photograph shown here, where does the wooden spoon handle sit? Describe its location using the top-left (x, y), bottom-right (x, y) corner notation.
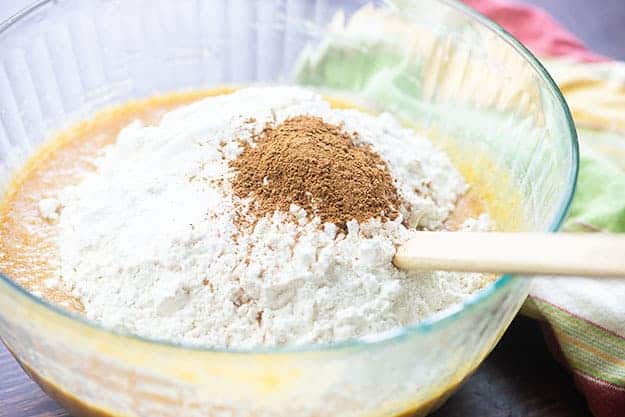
top-left (393, 232), bottom-right (625, 277)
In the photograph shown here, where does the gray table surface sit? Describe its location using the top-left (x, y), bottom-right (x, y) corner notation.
top-left (0, 1), bottom-right (621, 417)
top-left (523, 0), bottom-right (625, 60)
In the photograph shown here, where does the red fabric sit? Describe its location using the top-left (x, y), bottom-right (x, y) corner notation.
top-left (573, 373), bottom-right (625, 417)
top-left (463, 0), bottom-right (608, 62)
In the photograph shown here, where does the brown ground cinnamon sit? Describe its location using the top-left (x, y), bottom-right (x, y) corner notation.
top-left (230, 115), bottom-right (401, 229)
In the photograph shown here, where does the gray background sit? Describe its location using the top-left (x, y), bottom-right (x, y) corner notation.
top-left (523, 0), bottom-right (625, 59)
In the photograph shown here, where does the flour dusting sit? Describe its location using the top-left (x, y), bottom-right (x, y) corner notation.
top-left (48, 87), bottom-right (491, 348)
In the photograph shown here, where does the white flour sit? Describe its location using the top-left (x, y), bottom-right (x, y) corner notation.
top-left (47, 87), bottom-right (491, 348)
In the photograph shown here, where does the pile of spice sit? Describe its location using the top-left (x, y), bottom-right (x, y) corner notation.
top-left (230, 115), bottom-right (401, 229)
top-left (43, 87), bottom-right (491, 348)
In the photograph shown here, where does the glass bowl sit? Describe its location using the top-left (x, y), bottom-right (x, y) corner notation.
top-left (0, 1), bottom-right (578, 416)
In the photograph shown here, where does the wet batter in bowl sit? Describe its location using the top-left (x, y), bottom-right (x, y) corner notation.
top-left (0, 86), bottom-right (491, 349)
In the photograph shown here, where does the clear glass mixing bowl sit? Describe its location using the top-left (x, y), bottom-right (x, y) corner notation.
top-left (0, 1), bottom-right (577, 416)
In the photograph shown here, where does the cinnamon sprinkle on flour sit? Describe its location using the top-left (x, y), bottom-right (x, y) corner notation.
top-left (230, 115), bottom-right (401, 229)
top-left (42, 87), bottom-right (492, 348)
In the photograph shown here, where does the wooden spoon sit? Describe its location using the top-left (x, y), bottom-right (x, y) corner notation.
top-left (393, 232), bottom-right (625, 277)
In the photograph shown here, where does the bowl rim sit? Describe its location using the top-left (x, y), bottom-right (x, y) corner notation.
top-left (0, 0), bottom-right (579, 354)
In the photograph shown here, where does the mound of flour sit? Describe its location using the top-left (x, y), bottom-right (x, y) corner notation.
top-left (45, 87), bottom-right (490, 348)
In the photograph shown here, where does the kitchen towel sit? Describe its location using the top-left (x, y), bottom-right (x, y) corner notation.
top-left (467, 1), bottom-right (625, 417)
top-left (295, 1), bottom-right (625, 415)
